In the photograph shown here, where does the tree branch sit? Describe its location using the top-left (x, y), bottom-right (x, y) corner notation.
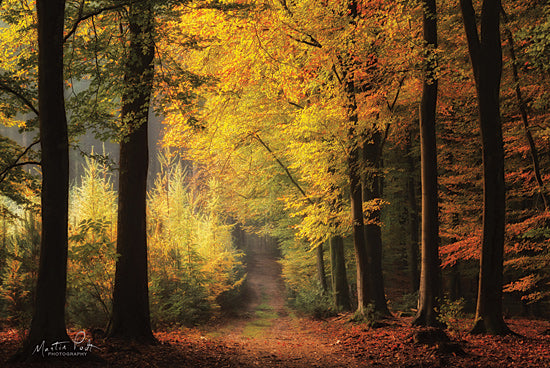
top-left (386, 76), bottom-right (406, 112)
top-left (0, 140), bottom-right (41, 184)
top-left (287, 34), bottom-right (322, 48)
top-left (64, 2), bottom-right (131, 43)
top-left (288, 101), bottom-right (304, 109)
top-left (253, 133), bottom-right (315, 205)
top-left (0, 80), bottom-right (39, 116)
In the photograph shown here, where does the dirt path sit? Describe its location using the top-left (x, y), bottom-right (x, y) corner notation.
top-left (197, 244), bottom-right (362, 368)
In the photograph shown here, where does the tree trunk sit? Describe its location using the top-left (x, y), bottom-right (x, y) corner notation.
top-left (108, 2), bottom-right (156, 343)
top-left (406, 131), bottom-right (420, 293)
top-left (460, 0), bottom-right (511, 335)
top-left (17, 0), bottom-right (71, 359)
top-left (330, 236), bottom-right (351, 311)
top-left (316, 243), bottom-right (328, 292)
top-left (363, 131), bottom-right (390, 316)
top-left (413, 0), bottom-right (442, 327)
top-left (349, 143), bottom-right (370, 314)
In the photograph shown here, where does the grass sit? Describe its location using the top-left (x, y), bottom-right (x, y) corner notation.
top-left (241, 289), bottom-right (278, 338)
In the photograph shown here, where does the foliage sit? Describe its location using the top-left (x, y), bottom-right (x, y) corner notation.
top-left (436, 296), bottom-right (466, 331)
top-left (67, 153), bottom-right (117, 328)
top-left (0, 204), bottom-right (40, 328)
top-left (289, 282), bottom-right (335, 319)
top-left (148, 151), bottom-right (245, 327)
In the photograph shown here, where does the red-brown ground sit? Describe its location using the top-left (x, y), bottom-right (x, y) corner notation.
top-left (2, 245), bottom-right (550, 367)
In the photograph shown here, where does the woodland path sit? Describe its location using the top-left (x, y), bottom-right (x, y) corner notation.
top-left (195, 243), bottom-right (363, 368)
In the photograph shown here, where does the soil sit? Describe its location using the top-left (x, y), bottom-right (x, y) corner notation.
top-left (2, 244), bottom-right (550, 367)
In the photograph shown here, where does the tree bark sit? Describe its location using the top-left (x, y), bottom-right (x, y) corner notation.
top-left (316, 243), bottom-right (328, 292)
top-left (460, 0), bottom-right (511, 335)
top-left (406, 131), bottom-right (420, 293)
top-left (363, 131), bottom-right (390, 316)
top-left (413, 0), bottom-right (442, 327)
top-left (329, 236), bottom-right (351, 311)
top-left (349, 141), bottom-right (370, 315)
top-left (18, 0), bottom-right (71, 359)
top-left (108, 2), bottom-right (156, 343)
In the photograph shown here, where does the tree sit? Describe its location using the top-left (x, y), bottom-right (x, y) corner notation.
top-left (17, 0), bottom-right (71, 358)
top-left (413, 0), bottom-right (441, 327)
top-left (316, 243), bottom-right (328, 292)
top-left (405, 130), bottom-right (420, 293)
top-left (108, 1), bottom-right (156, 343)
top-left (363, 130), bottom-right (390, 315)
top-left (329, 236), bottom-right (351, 311)
top-left (460, 0), bottom-right (511, 335)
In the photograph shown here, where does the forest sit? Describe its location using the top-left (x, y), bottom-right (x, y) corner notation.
top-left (0, 0), bottom-right (549, 367)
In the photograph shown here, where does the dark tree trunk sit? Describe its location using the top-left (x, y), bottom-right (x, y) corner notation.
top-left (17, 0), bottom-right (71, 359)
top-left (413, 0), bottom-right (442, 327)
top-left (316, 243), bottom-right (328, 292)
top-left (363, 131), bottom-right (390, 316)
top-left (330, 236), bottom-right (352, 311)
top-left (340, 60), bottom-right (371, 314)
top-left (108, 2), bottom-right (156, 343)
top-left (460, 0), bottom-right (511, 335)
top-left (406, 131), bottom-right (420, 293)
top-left (349, 143), bottom-right (370, 314)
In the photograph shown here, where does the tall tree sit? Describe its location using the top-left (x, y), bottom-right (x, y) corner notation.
top-left (405, 130), bottom-right (420, 293)
top-left (413, 0), bottom-right (441, 327)
top-left (108, 1), bottom-right (156, 343)
top-left (329, 236), bottom-right (351, 311)
top-left (17, 0), bottom-right (71, 358)
top-left (345, 77), bottom-right (371, 315)
top-left (363, 130), bottom-right (390, 315)
top-left (316, 243), bottom-right (328, 292)
top-left (460, 0), bottom-right (511, 335)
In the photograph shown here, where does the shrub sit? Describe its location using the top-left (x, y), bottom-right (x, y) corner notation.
top-left (67, 155), bottom-right (117, 329)
top-left (290, 283), bottom-right (335, 319)
top-left (0, 209), bottom-right (40, 328)
top-left (148, 152), bottom-right (245, 326)
top-left (436, 296), bottom-right (466, 331)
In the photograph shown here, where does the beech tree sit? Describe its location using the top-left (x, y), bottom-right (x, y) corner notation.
top-left (460, 0), bottom-right (511, 335)
top-left (108, 1), bottom-right (156, 343)
top-left (329, 236), bottom-right (351, 311)
top-left (17, 0), bottom-right (71, 358)
top-left (413, 0), bottom-right (441, 327)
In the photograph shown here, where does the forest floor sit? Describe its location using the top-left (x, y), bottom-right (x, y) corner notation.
top-left (2, 245), bottom-right (550, 367)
